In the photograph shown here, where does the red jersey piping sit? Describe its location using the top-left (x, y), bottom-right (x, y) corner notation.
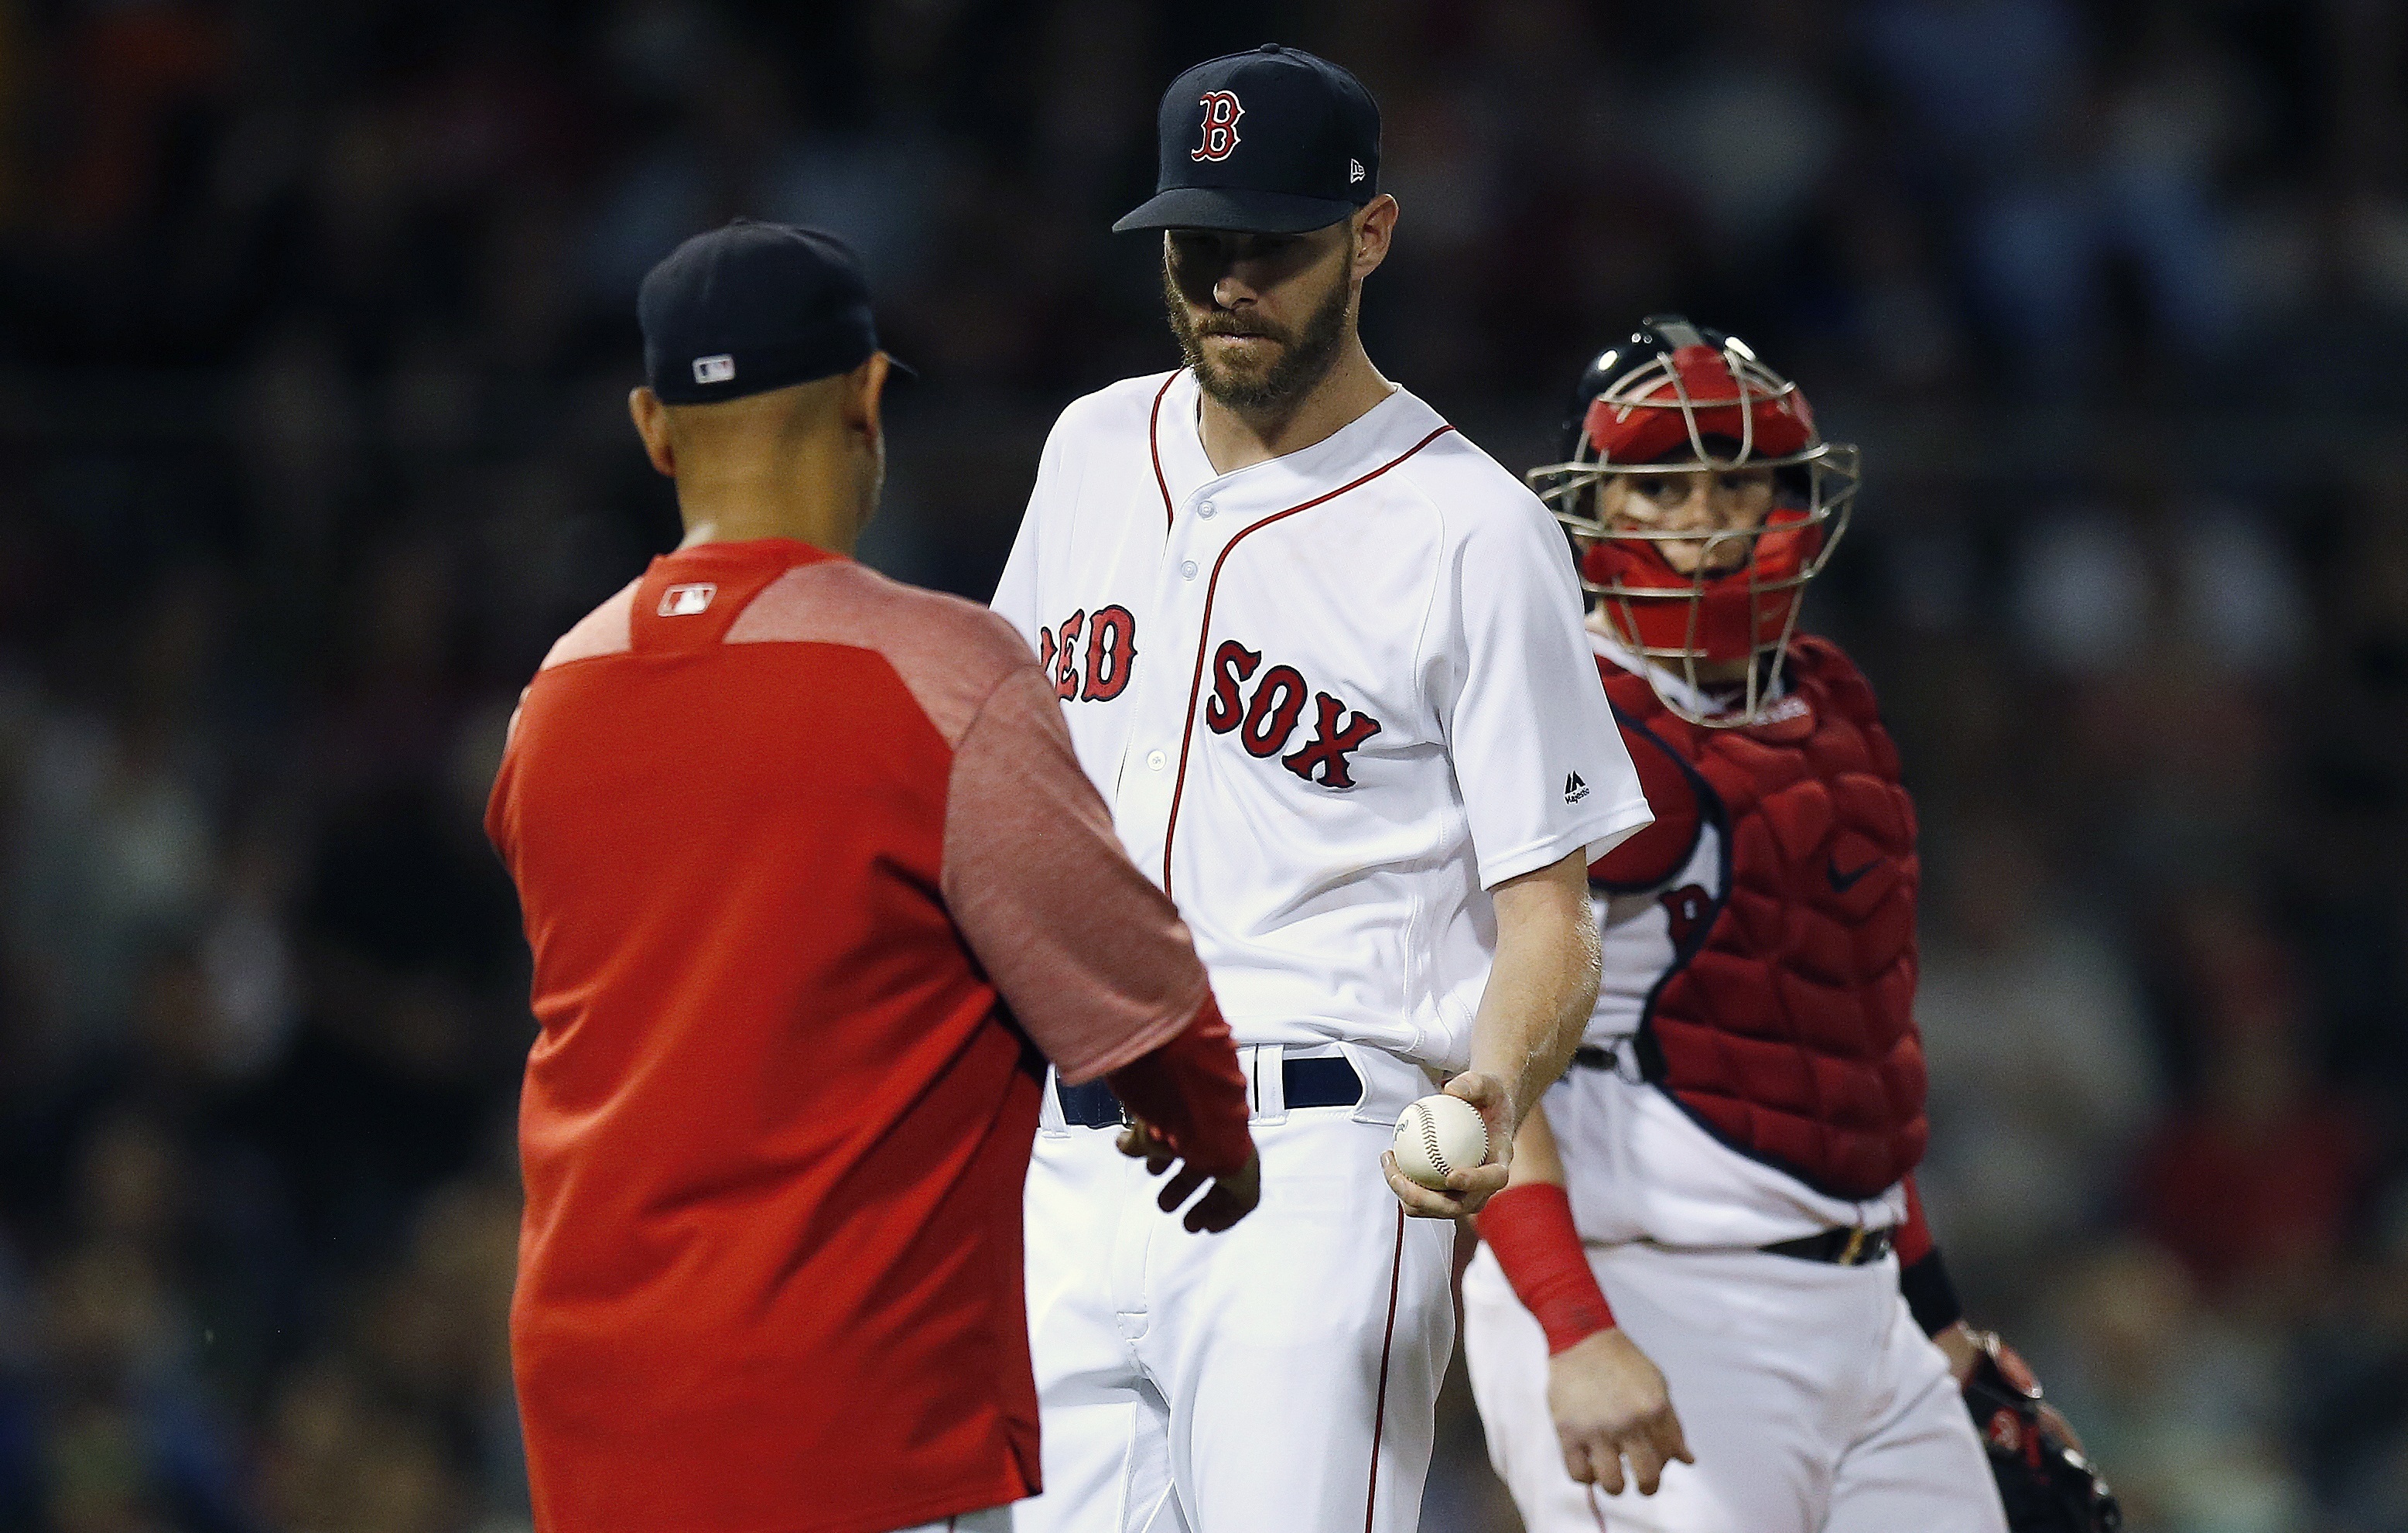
top-left (1156, 422), bottom-right (1456, 895)
top-left (1148, 373), bottom-right (1178, 529)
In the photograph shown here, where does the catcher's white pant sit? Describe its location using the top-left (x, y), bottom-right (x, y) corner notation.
top-left (1462, 1241), bottom-right (2007, 1533)
top-left (1019, 1048), bottom-right (1455, 1533)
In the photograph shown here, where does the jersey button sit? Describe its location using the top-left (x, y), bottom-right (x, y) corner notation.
top-left (1180, 559), bottom-right (1198, 579)
top-left (1147, 749), bottom-right (1166, 771)
top-left (1197, 499), bottom-right (1216, 518)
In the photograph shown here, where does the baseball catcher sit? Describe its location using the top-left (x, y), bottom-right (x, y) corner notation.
top-left (1460, 315), bottom-right (2119, 1533)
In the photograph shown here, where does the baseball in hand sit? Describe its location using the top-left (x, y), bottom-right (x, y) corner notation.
top-left (1391, 1094), bottom-right (1489, 1189)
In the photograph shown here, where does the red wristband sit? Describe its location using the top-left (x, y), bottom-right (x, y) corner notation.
top-left (1478, 1183), bottom-right (1614, 1353)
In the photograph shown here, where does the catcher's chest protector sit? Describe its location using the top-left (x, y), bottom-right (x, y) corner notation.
top-left (1607, 637), bottom-right (1928, 1199)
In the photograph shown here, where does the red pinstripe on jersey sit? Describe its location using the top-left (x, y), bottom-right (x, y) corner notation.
top-left (1148, 372), bottom-right (1178, 529)
top-left (1364, 1206), bottom-right (1407, 1533)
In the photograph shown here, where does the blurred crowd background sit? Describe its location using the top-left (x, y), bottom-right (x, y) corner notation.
top-left (0, 0), bottom-right (2402, 1529)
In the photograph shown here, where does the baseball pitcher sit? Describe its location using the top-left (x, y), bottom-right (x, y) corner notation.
top-left (990, 45), bottom-right (1653, 1533)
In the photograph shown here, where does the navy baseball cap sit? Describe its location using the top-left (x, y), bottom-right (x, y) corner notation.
top-left (638, 217), bottom-right (911, 405)
top-left (1113, 44), bottom-right (1380, 235)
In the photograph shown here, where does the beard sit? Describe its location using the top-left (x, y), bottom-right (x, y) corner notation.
top-left (1163, 258), bottom-right (1353, 412)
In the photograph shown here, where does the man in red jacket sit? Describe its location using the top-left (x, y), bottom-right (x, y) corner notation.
top-left (485, 219), bottom-right (1258, 1533)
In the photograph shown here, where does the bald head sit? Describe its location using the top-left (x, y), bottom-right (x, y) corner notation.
top-left (629, 351), bottom-right (891, 554)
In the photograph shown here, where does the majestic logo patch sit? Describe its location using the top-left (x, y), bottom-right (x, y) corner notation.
top-left (1192, 91), bottom-right (1243, 162)
top-left (692, 354), bottom-right (736, 385)
top-left (1565, 772), bottom-right (1589, 803)
top-left (1038, 606), bottom-right (1138, 703)
top-left (658, 582), bottom-right (717, 616)
top-left (1204, 638), bottom-right (1380, 789)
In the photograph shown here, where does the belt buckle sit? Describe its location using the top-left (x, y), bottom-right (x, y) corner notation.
top-left (1839, 1226), bottom-right (1867, 1266)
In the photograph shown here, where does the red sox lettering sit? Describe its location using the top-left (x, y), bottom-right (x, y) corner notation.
top-left (1202, 638), bottom-right (1382, 789)
top-left (1037, 606), bottom-right (1138, 703)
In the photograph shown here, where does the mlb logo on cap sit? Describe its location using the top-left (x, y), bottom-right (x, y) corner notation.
top-left (638, 218), bottom-right (912, 405)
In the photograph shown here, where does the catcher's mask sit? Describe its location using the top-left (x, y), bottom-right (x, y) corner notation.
top-left (1527, 314), bottom-right (1859, 727)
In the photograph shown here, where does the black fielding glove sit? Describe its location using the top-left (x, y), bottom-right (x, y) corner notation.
top-left (1962, 1331), bottom-right (2122, 1533)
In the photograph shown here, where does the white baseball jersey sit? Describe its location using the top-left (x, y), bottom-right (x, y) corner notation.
top-left (991, 368), bottom-right (1651, 1070)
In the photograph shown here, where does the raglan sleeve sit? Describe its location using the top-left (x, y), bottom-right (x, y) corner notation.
top-left (1436, 490), bottom-right (1654, 890)
top-left (941, 658), bottom-right (1215, 1084)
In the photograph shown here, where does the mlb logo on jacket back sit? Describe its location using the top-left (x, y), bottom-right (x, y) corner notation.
top-left (659, 583), bottom-right (717, 617)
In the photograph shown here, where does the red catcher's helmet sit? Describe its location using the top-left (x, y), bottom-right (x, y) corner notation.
top-left (1527, 315), bottom-right (1859, 727)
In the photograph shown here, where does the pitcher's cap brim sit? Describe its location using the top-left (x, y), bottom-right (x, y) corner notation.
top-left (1112, 186), bottom-right (1359, 234)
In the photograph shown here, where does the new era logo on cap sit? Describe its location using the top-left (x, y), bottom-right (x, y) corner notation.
top-left (693, 354), bottom-right (736, 385)
top-left (1349, 159), bottom-right (1365, 183)
top-left (659, 583), bottom-right (717, 617)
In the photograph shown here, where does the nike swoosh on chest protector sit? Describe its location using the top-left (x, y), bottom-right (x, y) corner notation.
top-left (1827, 856), bottom-right (1880, 892)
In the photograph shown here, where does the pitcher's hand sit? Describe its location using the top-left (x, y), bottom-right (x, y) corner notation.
top-left (1381, 1071), bottom-right (1514, 1218)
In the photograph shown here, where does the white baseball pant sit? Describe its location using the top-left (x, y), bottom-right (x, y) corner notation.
top-left (1462, 1240), bottom-right (2007, 1533)
top-left (1019, 1045), bottom-right (1455, 1533)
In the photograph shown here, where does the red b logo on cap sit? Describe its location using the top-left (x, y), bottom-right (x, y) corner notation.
top-left (1192, 91), bottom-right (1243, 162)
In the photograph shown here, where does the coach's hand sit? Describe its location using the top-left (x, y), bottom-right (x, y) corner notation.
top-left (1548, 1327), bottom-right (1693, 1496)
top-left (1119, 1120), bottom-right (1262, 1233)
top-left (1381, 1070), bottom-right (1514, 1219)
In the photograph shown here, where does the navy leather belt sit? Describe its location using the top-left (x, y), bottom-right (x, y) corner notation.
top-left (1760, 1226), bottom-right (1896, 1266)
top-left (1057, 1056), bottom-right (1363, 1128)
